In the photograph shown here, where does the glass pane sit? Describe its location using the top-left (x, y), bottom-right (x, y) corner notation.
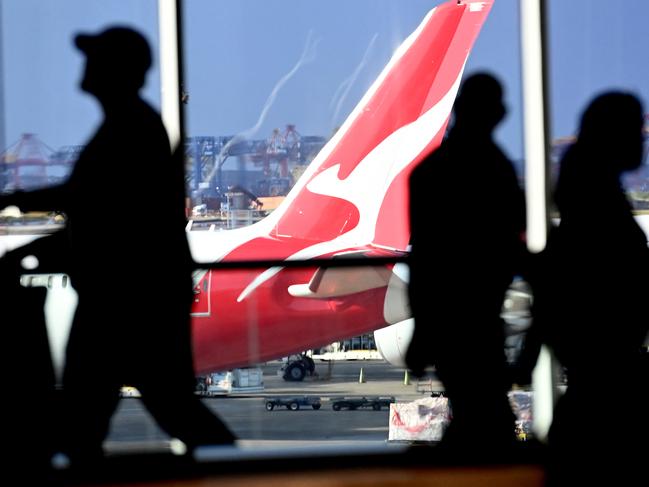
top-left (548, 0), bottom-right (649, 210)
top-left (182, 0), bottom-right (524, 244)
top-left (178, 0), bottom-right (529, 451)
top-left (0, 1), bottom-right (160, 197)
top-left (0, 0), bottom-right (535, 465)
top-left (0, 0), bottom-right (168, 466)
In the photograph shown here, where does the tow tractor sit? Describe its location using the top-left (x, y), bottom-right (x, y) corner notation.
top-left (278, 353), bottom-right (316, 381)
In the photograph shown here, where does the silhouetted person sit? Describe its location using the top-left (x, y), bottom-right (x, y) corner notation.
top-left (406, 73), bottom-right (526, 451)
top-left (527, 92), bottom-right (649, 484)
top-left (0, 26), bottom-right (234, 465)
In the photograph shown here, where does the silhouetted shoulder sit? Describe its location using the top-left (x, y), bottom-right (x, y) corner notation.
top-left (410, 143), bottom-right (452, 188)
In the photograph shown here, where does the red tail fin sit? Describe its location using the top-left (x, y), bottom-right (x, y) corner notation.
top-left (265, 0), bottom-right (494, 253)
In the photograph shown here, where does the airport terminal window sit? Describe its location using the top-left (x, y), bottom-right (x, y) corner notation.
top-left (0, 0), bottom-right (547, 473)
top-left (6, 1), bottom-right (646, 481)
top-left (0, 1), bottom-right (161, 196)
top-left (180, 0), bottom-right (530, 452)
top-left (0, 0), bottom-right (167, 461)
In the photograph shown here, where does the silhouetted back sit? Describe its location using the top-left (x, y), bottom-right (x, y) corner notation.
top-left (407, 73), bottom-right (526, 450)
top-left (409, 74), bottom-right (524, 301)
top-left (548, 93), bottom-right (648, 368)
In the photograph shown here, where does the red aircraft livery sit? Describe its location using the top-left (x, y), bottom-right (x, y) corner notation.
top-left (188, 0), bottom-right (494, 373)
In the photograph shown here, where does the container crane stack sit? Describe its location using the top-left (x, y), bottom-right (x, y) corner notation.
top-left (186, 125), bottom-right (327, 211)
top-left (0, 133), bottom-right (71, 192)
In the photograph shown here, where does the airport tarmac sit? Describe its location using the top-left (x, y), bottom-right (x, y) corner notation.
top-left (105, 360), bottom-right (442, 453)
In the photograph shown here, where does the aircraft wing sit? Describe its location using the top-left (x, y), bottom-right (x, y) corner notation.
top-left (288, 248), bottom-right (406, 299)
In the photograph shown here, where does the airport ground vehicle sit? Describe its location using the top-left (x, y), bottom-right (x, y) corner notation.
top-left (278, 354), bottom-right (317, 382)
top-left (265, 396), bottom-right (322, 411)
top-left (331, 396), bottom-right (395, 411)
top-left (195, 367), bottom-right (264, 395)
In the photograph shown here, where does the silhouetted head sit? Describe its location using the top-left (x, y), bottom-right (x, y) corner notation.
top-left (576, 91), bottom-right (644, 174)
top-left (452, 72), bottom-right (506, 135)
top-left (75, 26), bottom-right (152, 99)
top-left (556, 92), bottom-right (644, 214)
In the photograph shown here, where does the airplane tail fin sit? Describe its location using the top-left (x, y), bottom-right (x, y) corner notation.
top-left (265, 0), bottom-right (494, 252)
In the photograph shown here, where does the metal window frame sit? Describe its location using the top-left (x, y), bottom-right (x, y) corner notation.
top-left (519, 0), bottom-right (558, 442)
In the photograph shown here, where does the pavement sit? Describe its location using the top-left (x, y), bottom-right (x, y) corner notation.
top-left (105, 360), bottom-right (442, 452)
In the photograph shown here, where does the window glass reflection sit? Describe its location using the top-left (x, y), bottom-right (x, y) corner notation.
top-left (0, 0), bottom-right (537, 463)
top-left (182, 0), bottom-right (523, 235)
top-left (0, 0), bottom-right (160, 197)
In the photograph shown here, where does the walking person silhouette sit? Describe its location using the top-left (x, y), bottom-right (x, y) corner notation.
top-left (406, 73), bottom-right (526, 451)
top-left (0, 26), bottom-right (235, 465)
top-left (526, 92), bottom-right (649, 484)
